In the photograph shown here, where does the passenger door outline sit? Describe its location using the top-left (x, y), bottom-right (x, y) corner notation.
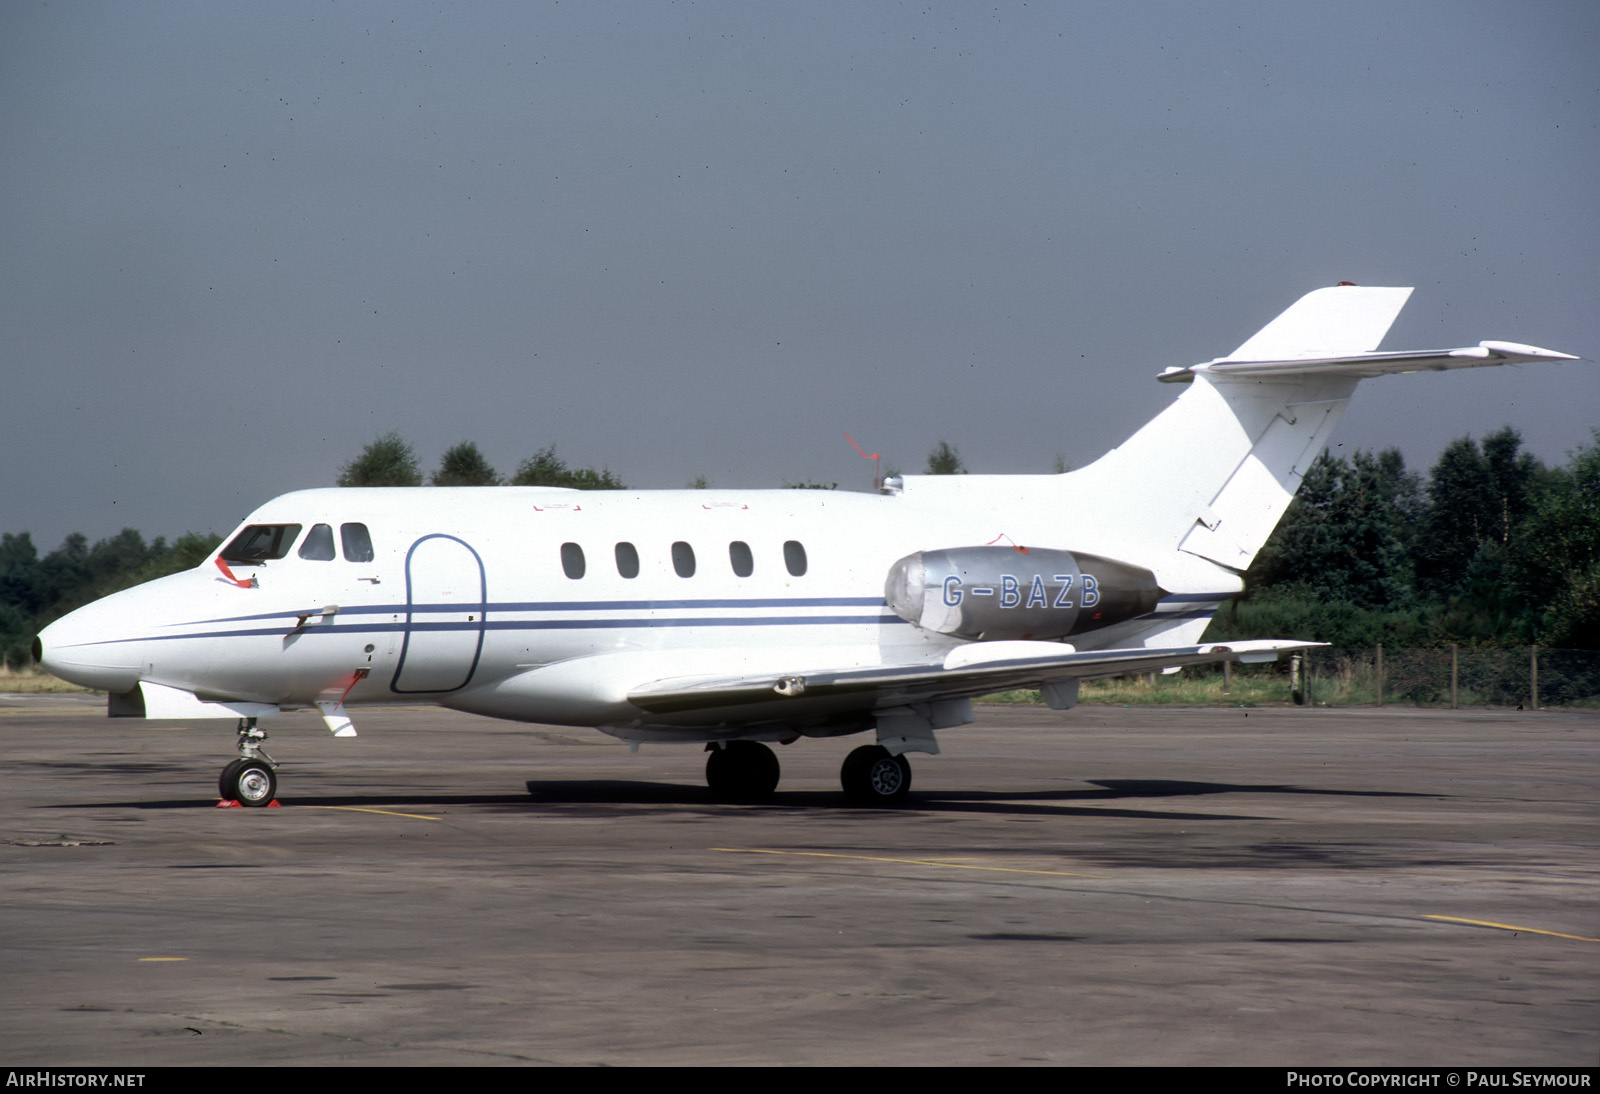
top-left (391, 534), bottom-right (487, 694)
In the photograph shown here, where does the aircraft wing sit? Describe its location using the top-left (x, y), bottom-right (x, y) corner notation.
top-left (626, 639), bottom-right (1318, 715)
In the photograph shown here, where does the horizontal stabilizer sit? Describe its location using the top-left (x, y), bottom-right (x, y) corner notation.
top-left (626, 640), bottom-right (1322, 715)
top-left (1159, 340), bottom-right (1579, 383)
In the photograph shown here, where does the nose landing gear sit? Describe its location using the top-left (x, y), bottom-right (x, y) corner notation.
top-left (218, 718), bottom-right (278, 806)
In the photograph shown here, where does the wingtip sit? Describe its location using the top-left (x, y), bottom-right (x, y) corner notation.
top-left (1479, 340), bottom-right (1582, 362)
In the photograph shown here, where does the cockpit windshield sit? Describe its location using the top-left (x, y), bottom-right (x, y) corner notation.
top-left (220, 524), bottom-right (303, 564)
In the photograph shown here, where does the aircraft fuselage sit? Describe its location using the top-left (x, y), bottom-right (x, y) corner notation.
top-left (40, 485), bottom-right (1203, 734)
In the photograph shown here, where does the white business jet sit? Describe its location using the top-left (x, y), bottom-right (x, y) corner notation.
top-left (36, 286), bottom-right (1578, 806)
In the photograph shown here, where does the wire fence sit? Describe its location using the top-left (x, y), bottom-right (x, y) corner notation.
top-left (1263, 646), bottom-right (1600, 709)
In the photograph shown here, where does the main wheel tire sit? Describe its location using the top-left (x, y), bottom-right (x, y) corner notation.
top-left (841, 745), bottom-right (912, 806)
top-left (227, 759), bottom-right (277, 807)
top-left (218, 759), bottom-right (246, 801)
top-left (705, 740), bottom-right (780, 802)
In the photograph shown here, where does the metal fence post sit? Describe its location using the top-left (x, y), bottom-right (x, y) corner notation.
top-left (1450, 644), bottom-right (1458, 709)
top-left (1531, 645), bottom-right (1539, 710)
top-left (1376, 643), bottom-right (1383, 706)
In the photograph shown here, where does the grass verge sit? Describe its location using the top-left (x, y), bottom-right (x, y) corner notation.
top-left (0, 667), bottom-right (92, 694)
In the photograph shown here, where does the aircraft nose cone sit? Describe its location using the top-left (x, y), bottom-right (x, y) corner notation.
top-left (36, 609), bottom-right (144, 693)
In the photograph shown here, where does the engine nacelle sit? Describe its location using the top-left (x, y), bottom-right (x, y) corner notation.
top-left (884, 547), bottom-right (1162, 641)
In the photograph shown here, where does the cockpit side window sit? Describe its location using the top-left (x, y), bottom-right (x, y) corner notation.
top-left (221, 524), bottom-right (303, 564)
top-left (298, 524), bottom-right (336, 561)
top-left (341, 523), bottom-right (375, 563)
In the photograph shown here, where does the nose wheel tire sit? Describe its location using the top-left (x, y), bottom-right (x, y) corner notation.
top-left (219, 758), bottom-right (277, 806)
top-left (218, 759), bottom-right (244, 801)
top-left (841, 745), bottom-right (912, 806)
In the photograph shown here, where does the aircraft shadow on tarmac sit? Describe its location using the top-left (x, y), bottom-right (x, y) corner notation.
top-left (69, 777), bottom-right (1434, 821)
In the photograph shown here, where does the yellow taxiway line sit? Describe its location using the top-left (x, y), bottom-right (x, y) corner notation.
top-left (291, 805), bottom-right (442, 821)
top-left (713, 847), bottom-right (1102, 878)
top-left (718, 851), bottom-right (1598, 942)
top-left (1423, 915), bottom-right (1600, 943)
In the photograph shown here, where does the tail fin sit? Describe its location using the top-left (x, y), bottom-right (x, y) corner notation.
top-left (1071, 285), bottom-right (1575, 573)
top-left (1220, 285), bottom-right (1413, 361)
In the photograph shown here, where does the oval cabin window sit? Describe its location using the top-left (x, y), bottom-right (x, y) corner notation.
top-left (671, 541), bottom-right (696, 578)
top-left (784, 540), bottom-right (807, 577)
top-left (560, 542), bottom-right (586, 580)
top-left (614, 542), bottom-right (640, 579)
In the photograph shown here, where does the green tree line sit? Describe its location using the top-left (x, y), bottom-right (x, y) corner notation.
top-left (1211, 427), bottom-right (1600, 649)
top-left (0, 529), bottom-right (222, 669)
top-left (338, 433), bottom-right (973, 489)
top-left (339, 434), bottom-right (625, 489)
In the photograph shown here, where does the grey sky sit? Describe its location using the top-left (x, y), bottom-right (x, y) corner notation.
top-left (3, 1), bottom-right (1595, 549)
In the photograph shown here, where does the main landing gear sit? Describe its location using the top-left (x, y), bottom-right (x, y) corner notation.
top-left (703, 740), bottom-right (915, 806)
top-left (218, 717), bottom-right (278, 806)
top-left (840, 745), bottom-right (912, 806)
top-left (705, 740), bottom-right (781, 803)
